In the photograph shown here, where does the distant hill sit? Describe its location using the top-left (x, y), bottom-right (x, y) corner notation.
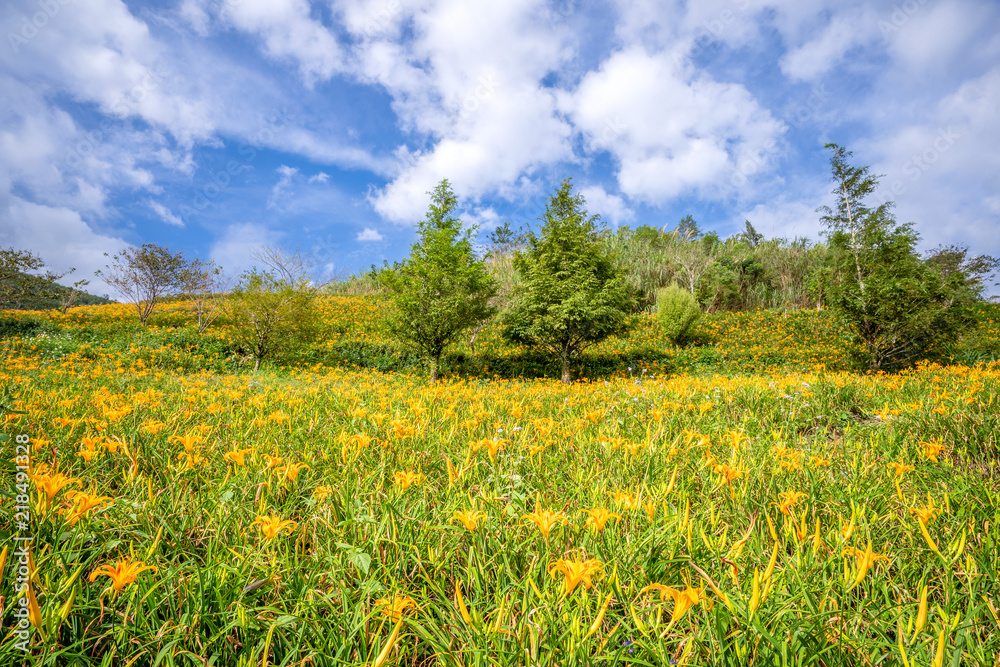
top-left (0, 272), bottom-right (115, 311)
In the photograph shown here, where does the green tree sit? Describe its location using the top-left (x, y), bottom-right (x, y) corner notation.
top-left (502, 178), bottom-right (634, 384)
top-left (97, 244), bottom-right (189, 326)
top-left (225, 262), bottom-right (318, 371)
top-left (0, 247), bottom-right (64, 309)
top-left (382, 180), bottom-right (497, 383)
top-left (819, 143), bottom-right (977, 371)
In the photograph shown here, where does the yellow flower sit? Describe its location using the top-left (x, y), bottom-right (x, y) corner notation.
top-left (177, 451), bottom-right (206, 470)
top-left (375, 595), bottom-right (417, 622)
top-left (843, 543), bottom-right (888, 587)
top-left (643, 582), bottom-right (713, 625)
top-left (169, 434), bottom-right (203, 452)
top-left (279, 462), bottom-right (309, 484)
top-left (76, 448), bottom-right (100, 463)
top-left (451, 509), bottom-right (487, 531)
top-left (32, 472), bottom-right (82, 511)
top-left (773, 490), bottom-right (807, 517)
top-left (313, 485), bottom-right (333, 501)
top-left (919, 439), bottom-right (945, 462)
top-left (608, 490), bottom-right (638, 511)
top-left (714, 464), bottom-right (744, 485)
top-left (88, 557), bottom-right (157, 595)
top-left (253, 514), bottom-right (298, 540)
top-left (61, 490), bottom-right (113, 525)
top-left (581, 508), bottom-right (621, 532)
top-left (887, 462), bottom-right (914, 477)
top-left (911, 494), bottom-right (940, 527)
top-left (549, 558), bottom-right (603, 595)
top-left (263, 453), bottom-right (284, 470)
top-left (224, 448), bottom-right (254, 467)
top-left (267, 410), bottom-right (291, 424)
top-left (392, 471), bottom-right (424, 492)
top-left (523, 502), bottom-right (565, 539)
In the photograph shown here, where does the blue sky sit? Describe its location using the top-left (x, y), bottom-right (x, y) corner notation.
top-left (2, 0), bottom-right (998, 296)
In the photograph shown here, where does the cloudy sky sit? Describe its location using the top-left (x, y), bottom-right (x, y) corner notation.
top-left (1, 0), bottom-right (998, 296)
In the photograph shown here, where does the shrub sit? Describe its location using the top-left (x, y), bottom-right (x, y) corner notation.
top-left (656, 285), bottom-right (701, 345)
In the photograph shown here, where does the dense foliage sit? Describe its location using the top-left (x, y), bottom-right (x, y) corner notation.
top-left (502, 179), bottom-right (635, 384)
top-left (656, 285), bottom-right (701, 346)
top-left (381, 180), bottom-right (497, 382)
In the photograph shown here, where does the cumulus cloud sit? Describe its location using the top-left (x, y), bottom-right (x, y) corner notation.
top-left (356, 227), bottom-right (384, 242)
top-left (565, 47), bottom-right (785, 204)
top-left (309, 171), bottom-right (330, 183)
top-left (579, 185), bottom-right (633, 226)
top-left (219, 0), bottom-right (345, 86)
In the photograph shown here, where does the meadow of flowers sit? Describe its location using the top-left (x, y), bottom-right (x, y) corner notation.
top-left (1, 299), bottom-right (999, 665)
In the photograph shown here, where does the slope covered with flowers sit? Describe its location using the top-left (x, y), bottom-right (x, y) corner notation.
top-left (1, 299), bottom-right (998, 665)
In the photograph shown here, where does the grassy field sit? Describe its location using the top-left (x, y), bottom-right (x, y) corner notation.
top-left (1, 299), bottom-right (999, 665)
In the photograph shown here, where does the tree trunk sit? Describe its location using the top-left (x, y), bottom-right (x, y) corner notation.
top-left (560, 355), bottom-right (571, 384)
top-left (430, 356), bottom-right (439, 384)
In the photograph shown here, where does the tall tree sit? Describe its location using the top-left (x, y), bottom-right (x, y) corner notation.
top-left (819, 143), bottom-right (977, 370)
top-left (502, 178), bottom-right (634, 384)
top-left (97, 244), bottom-right (189, 326)
top-left (382, 180), bottom-right (497, 383)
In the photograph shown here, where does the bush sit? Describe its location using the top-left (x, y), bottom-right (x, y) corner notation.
top-left (656, 285), bottom-right (701, 345)
top-left (0, 315), bottom-right (46, 338)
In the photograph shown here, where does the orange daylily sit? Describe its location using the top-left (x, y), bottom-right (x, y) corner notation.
top-left (375, 595), bottom-right (418, 622)
top-left (224, 448), bottom-right (254, 467)
top-left (392, 471), bottom-right (424, 491)
top-left (773, 490), bottom-right (807, 517)
top-left (549, 558), bottom-right (603, 595)
top-left (253, 514), bottom-right (298, 540)
top-left (643, 581), bottom-right (713, 625)
top-left (523, 501), bottom-right (565, 539)
top-left (451, 509), bottom-right (487, 532)
top-left (88, 556), bottom-right (157, 595)
top-left (844, 543), bottom-right (889, 587)
top-left (581, 508), bottom-right (621, 532)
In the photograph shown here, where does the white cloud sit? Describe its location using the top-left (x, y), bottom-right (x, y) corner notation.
top-left (356, 227), bottom-right (384, 242)
top-left (309, 171), bottom-right (330, 183)
top-left (267, 165), bottom-right (299, 209)
top-left (565, 47), bottom-right (785, 203)
top-left (871, 65), bottom-right (1000, 258)
top-left (780, 11), bottom-right (878, 81)
top-left (579, 185), bottom-right (633, 226)
top-left (0, 196), bottom-right (130, 297)
top-left (219, 0), bottom-right (345, 85)
top-left (362, 0), bottom-right (577, 222)
top-left (148, 201), bottom-right (184, 227)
